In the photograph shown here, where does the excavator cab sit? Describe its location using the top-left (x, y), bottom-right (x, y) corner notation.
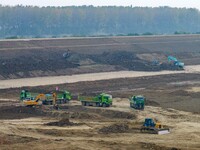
top-left (143, 118), bottom-right (155, 127)
top-left (23, 94), bottom-right (46, 106)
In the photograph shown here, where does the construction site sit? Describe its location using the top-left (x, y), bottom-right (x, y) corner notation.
top-left (0, 35), bottom-right (200, 150)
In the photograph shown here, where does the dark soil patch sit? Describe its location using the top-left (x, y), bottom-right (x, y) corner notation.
top-left (99, 123), bottom-right (129, 134)
top-left (0, 49), bottom-right (80, 79)
top-left (89, 51), bottom-right (178, 71)
top-left (0, 134), bottom-right (37, 145)
top-left (0, 106), bottom-right (47, 119)
top-left (45, 118), bottom-right (80, 127)
top-left (1, 35), bottom-right (200, 79)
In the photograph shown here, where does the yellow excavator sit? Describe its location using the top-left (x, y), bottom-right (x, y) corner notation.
top-left (140, 118), bottom-right (170, 134)
top-left (23, 93), bottom-right (57, 107)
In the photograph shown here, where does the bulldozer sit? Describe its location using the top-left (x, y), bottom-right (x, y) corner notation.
top-left (140, 118), bottom-right (170, 135)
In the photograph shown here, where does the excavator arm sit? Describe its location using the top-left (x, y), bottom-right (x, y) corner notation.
top-left (23, 94), bottom-right (46, 106)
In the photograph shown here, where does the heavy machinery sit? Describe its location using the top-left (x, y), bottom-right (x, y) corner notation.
top-left (168, 56), bottom-right (184, 69)
top-left (23, 93), bottom-right (46, 106)
top-left (23, 93), bottom-right (57, 107)
top-left (140, 118), bottom-right (170, 135)
top-left (79, 93), bottom-right (112, 107)
top-left (129, 95), bottom-right (145, 110)
top-left (56, 90), bottom-right (71, 103)
top-left (20, 90), bottom-right (71, 105)
top-left (42, 90), bottom-right (71, 105)
top-left (20, 90), bottom-right (38, 101)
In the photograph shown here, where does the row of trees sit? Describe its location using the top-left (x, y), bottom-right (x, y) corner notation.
top-left (0, 5), bottom-right (200, 38)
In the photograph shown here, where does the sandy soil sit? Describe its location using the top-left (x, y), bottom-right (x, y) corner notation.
top-left (0, 35), bottom-right (200, 149)
top-left (0, 99), bottom-right (199, 150)
top-left (0, 65), bottom-right (199, 89)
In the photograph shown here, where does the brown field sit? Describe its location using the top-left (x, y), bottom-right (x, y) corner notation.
top-left (1, 35), bottom-right (200, 79)
top-left (0, 35), bottom-right (200, 149)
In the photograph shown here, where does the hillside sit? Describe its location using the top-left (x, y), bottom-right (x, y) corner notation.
top-left (0, 35), bottom-right (200, 79)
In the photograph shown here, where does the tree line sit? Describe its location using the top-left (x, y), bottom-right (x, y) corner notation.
top-left (0, 5), bottom-right (200, 38)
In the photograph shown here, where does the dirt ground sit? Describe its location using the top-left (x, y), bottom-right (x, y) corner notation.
top-left (0, 99), bottom-right (199, 150)
top-left (0, 64), bottom-right (199, 89)
top-left (1, 35), bottom-right (200, 79)
top-left (1, 71), bottom-right (200, 113)
top-left (0, 72), bottom-right (200, 149)
top-left (0, 35), bottom-right (200, 149)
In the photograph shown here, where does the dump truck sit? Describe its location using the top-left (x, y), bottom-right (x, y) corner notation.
top-left (140, 118), bottom-right (170, 135)
top-left (129, 95), bottom-right (145, 110)
top-left (56, 90), bottom-right (71, 103)
top-left (79, 93), bottom-right (112, 107)
top-left (42, 91), bottom-right (71, 105)
top-left (20, 90), bottom-right (39, 101)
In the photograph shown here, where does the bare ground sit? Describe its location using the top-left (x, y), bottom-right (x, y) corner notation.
top-left (1, 35), bottom-right (200, 79)
top-left (0, 72), bottom-right (199, 149)
top-left (0, 35), bottom-right (200, 149)
top-left (0, 99), bottom-right (199, 150)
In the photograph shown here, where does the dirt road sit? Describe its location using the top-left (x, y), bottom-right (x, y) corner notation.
top-left (0, 65), bottom-right (199, 89)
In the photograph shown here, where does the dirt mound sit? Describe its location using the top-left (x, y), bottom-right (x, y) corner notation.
top-left (90, 51), bottom-right (177, 71)
top-left (46, 118), bottom-right (79, 127)
top-left (0, 106), bottom-right (46, 119)
top-left (0, 46), bottom-right (184, 80)
top-left (99, 123), bottom-right (129, 134)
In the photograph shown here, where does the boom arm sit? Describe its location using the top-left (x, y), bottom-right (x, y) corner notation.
top-left (34, 94), bottom-right (46, 102)
top-left (23, 93), bottom-right (46, 106)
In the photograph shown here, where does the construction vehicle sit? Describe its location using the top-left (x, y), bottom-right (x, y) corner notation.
top-left (56, 90), bottom-right (71, 103)
top-left (20, 90), bottom-right (39, 101)
top-left (168, 56), bottom-right (184, 69)
top-left (129, 95), bottom-right (145, 110)
top-left (79, 93), bottom-right (112, 107)
top-left (23, 93), bottom-right (57, 107)
top-left (23, 93), bottom-right (46, 106)
top-left (42, 90), bottom-right (71, 105)
top-left (20, 90), bottom-right (71, 104)
top-left (140, 118), bottom-right (170, 135)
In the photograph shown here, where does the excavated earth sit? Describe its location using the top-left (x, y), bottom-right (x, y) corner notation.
top-left (1, 35), bottom-right (200, 79)
top-left (0, 35), bottom-right (200, 149)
